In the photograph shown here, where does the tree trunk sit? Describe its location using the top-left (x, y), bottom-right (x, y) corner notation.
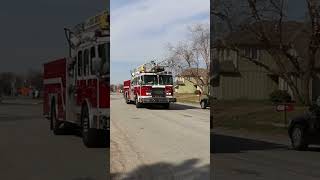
top-left (301, 74), bottom-right (312, 105)
top-left (285, 74), bottom-right (312, 105)
top-left (282, 75), bottom-right (304, 105)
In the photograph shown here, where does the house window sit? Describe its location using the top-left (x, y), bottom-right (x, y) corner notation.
top-left (244, 48), bottom-right (251, 57)
top-left (218, 49), bottom-right (224, 61)
top-left (226, 49), bottom-right (231, 60)
top-left (178, 77), bottom-right (185, 83)
top-left (234, 52), bottom-right (239, 69)
top-left (252, 48), bottom-right (258, 59)
top-left (243, 47), bottom-right (259, 60)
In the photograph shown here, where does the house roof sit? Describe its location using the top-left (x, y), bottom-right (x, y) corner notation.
top-left (218, 21), bottom-right (305, 47)
top-left (216, 21), bottom-right (320, 72)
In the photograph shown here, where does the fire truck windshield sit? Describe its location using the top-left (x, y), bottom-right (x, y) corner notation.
top-left (142, 75), bottom-right (157, 85)
top-left (141, 75), bottom-right (173, 85)
top-left (98, 43), bottom-right (109, 75)
top-left (159, 75), bottom-right (173, 85)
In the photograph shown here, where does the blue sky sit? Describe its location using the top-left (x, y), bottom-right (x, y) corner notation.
top-left (110, 0), bottom-right (210, 84)
top-left (110, 0), bottom-right (306, 85)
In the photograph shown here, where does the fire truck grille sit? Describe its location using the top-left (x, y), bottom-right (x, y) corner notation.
top-left (151, 88), bottom-right (165, 97)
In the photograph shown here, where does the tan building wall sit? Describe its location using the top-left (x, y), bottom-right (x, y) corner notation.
top-left (215, 48), bottom-right (279, 100)
top-left (175, 80), bottom-right (197, 94)
top-left (215, 71), bottom-right (278, 100)
top-left (175, 77), bottom-right (208, 94)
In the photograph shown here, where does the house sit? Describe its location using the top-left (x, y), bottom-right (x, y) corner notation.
top-left (175, 68), bottom-right (209, 94)
top-left (213, 21), bottom-right (320, 101)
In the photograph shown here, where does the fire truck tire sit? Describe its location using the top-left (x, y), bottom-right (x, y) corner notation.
top-left (125, 94), bottom-right (130, 104)
top-left (81, 105), bottom-right (108, 148)
top-left (135, 98), bottom-right (143, 108)
top-left (50, 100), bottom-right (62, 135)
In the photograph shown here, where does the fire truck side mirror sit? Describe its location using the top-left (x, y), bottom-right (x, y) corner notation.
top-left (138, 79), bottom-right (142, 85)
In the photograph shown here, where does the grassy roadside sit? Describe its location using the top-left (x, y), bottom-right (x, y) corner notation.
top-left (213, 100), bottom-right (309, 135)
top-left (175, 93), bottom-right (200, 104)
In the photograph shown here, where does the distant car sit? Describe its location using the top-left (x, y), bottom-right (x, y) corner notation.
top-left (288, 96), bottom-right (320, 150)
top-left (200, 94), bottom-right (216, 109)
top-left (200, 94), bottom-right (209, 109)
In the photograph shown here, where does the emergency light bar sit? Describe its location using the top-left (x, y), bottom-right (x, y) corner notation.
top-left (85, 11), bottom-right (109, 31)
top-left (131, 60), bottom-right (172, 77)
top-left (72, 10), bottom-right (109, 35)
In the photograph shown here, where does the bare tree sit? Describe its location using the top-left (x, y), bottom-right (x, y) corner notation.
top-left (26, 69), bottom-right (43, 90)
top-left (212, 0), bottom-right (320, 105)
top-left (166, 23), bottom-right (210, 94)
top-left (0, 72), bottom-right (17, 96)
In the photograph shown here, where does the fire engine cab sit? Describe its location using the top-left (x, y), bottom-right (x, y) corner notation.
top-left (43, 11), bottom-right (110, 147)
top-left (123, 61), bottom-right (176, 109)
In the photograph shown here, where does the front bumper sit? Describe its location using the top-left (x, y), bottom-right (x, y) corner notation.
top-left (140, 97), bottom-right (176, 103)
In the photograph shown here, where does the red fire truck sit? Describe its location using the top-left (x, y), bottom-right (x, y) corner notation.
top-left (43, 11), bottom-right (110, 147)
top-left (123, 61), bottom-right (176, 109)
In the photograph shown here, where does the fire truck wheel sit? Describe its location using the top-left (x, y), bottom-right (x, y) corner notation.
top-left (81, 106), bottom-right (108, 148)
top-left (81, 106), bottom-right (91, 146)
top-left (125, 94), bottom-right (130, 104)
top-left (51, 101), bottom-right (62, 135)
top-left (135, 98), bottom-right (143, 108)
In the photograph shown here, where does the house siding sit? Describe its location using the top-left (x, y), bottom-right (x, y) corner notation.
top-left (175, 79), bottom-right (197, 94)
top-left (215, 71), bottom-right (277, 100)
top-left (215, 49), bottom-right (279, 100)
top-left (279, 76), bottom-right (313, 102)
top-left (175, 75), bottom-right (209, 94)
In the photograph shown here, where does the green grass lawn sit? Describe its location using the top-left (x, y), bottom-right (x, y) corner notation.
top-left (175, 93), bottom-right (200, 104)
top-left (213, 100), bottom-right (309, 135)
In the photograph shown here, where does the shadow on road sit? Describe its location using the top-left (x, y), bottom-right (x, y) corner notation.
top-left (111, 158), bottom-right (209, 180)
top-left (53, 124), bottom-right (109, 148)
top-left (306, 147), bottom-right (320, 152)
top-left (211, 133), bottom-right (287, 154)
top-left (145, 103), bottom-right (200, 110)
top-left (54, 128), bottom-right (82, 137)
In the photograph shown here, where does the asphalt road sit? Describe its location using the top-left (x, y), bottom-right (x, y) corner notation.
top-left (212, 129), bottom-right (320, 180)
top-left (0, 97), bottom-right (109, 180)
top-left (110, 93), bottom-right (210, 180)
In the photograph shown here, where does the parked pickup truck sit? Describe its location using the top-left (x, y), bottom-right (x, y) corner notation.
top-left (289, 96), bottom-right (320, 150)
